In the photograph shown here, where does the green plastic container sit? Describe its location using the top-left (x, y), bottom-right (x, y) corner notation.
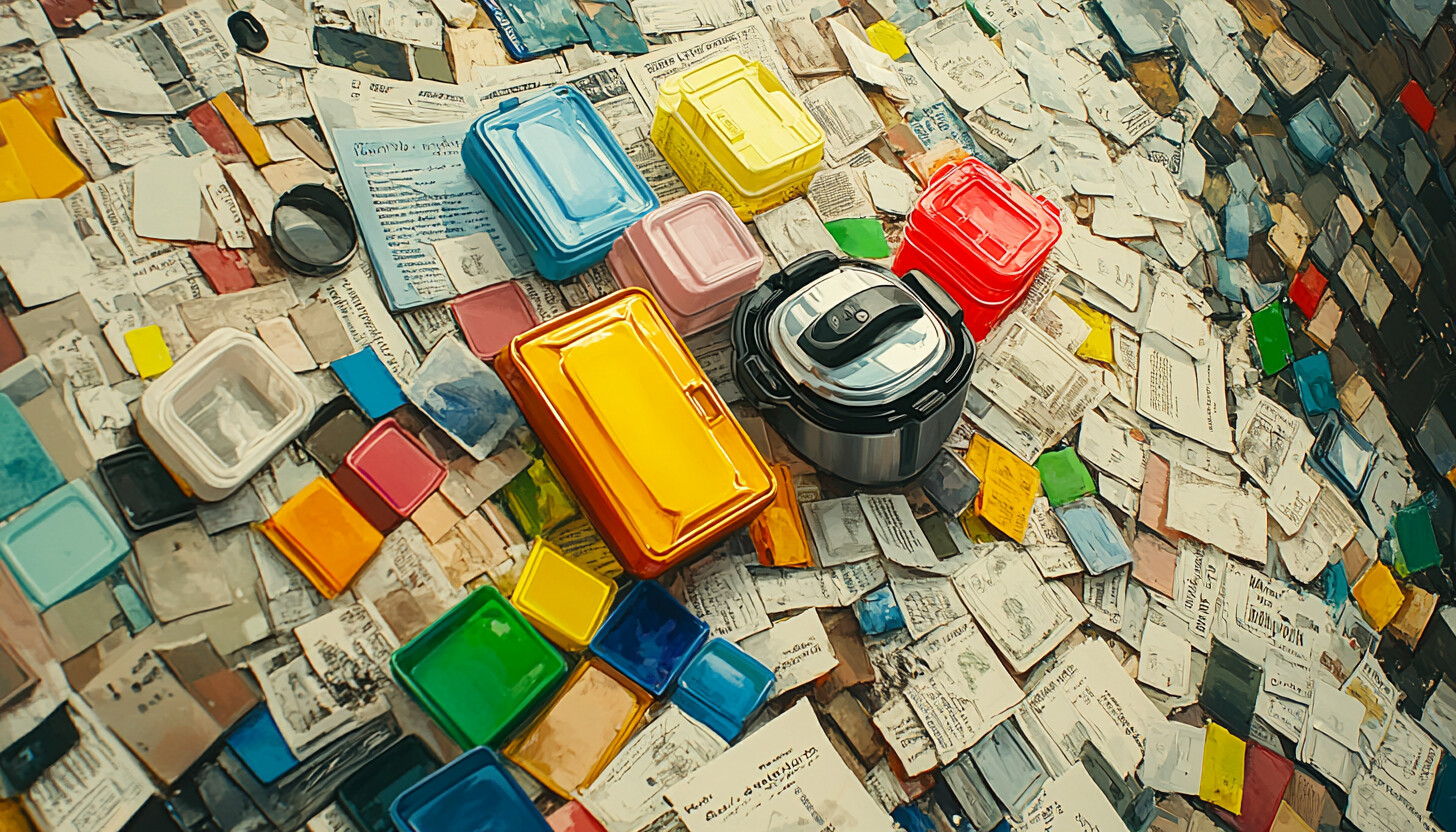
top-left (1251, 302), bottom-right (1294, 375)
top-left (1035, 447), bottom-right (1096, 507)
top-left (390, 586), bottom-right (567, 749)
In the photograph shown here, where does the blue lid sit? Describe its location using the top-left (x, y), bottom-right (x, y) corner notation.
top-left (226, 707), bottom-right (300, 785)
top-left (0, 393), bottom-right (65, 521)
top-left (391, 746), bottom-right (551, 832)
top-left (1289, 99), bottom-right (1342, 166)
top-left (674, 637), bottom-right (774, 738)
top-left (0, 480), bottom-right (129, 609)
top-left (1052, 497), bottom-right (1133, 576)
top-left (332, 346), bottom-right (407, 419)
top-left (470, 87), bottom-right (656, 257)
top-left (591, 581), bottom-right (710, 696)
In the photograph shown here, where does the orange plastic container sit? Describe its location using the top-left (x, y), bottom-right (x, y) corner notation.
top-left (495, 288), bottom-right (774, 578)
top-left (258, 477), bottom-right (383, 598)
top-left (893, 158), bottom-right (1062, 340)
top-left (750, 463), bottom-right (812, 568)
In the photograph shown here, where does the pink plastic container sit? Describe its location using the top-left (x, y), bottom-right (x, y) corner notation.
top-left (605, 191), bottom-right (763, 336)
top-left (331, 418), bottom-right (447, 531)
top-left (450, 282), bottom-right (541, 360)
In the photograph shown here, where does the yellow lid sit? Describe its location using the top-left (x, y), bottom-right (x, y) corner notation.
top-left (0, 99), bottom-right (82, 199)
top-left (124, 325), bottom-right (173, 379)
top-left (664, 54), bottom-right (823, 176)
top-left (511, 289), bottom-right (773, 570)
top-left (512, 537), bottom-right (617, 651)
top-left (211, 93), bottom-right (271, 167)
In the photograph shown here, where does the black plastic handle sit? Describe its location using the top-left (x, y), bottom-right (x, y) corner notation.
top-left (797, 284), bottom-right (923, 367)
top-left (228, 11), bottom-right (268, 53)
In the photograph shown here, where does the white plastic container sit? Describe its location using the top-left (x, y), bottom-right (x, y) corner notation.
top-left (138, 327), bottom-right (313, 501)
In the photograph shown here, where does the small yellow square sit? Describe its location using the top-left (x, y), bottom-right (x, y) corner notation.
top-left (124, 325), bottom-right (172, 378)
top-left (1352, 561), bottom-right (1405, 630)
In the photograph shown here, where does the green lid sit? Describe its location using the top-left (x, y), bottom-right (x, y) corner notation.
top-left (1392, 499), bottom-right (1440, 577)
top-left (1035, 447), bottom-right (1097, 507)
top-left (1251, 302), bottom-right (1294, 375)
top-left (391, 585), bottom-right (567, 749)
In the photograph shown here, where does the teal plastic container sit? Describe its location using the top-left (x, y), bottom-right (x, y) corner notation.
top-left (462, 85), bottom-right (657, 281)
top-left (0, 393), bottom-right (64, 520)
top-left (390, 585), bottom-right (567, 748)
top-left (0, 480), bottom-right (129, 609)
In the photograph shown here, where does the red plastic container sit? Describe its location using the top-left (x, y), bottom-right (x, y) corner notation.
top-left (451, 282), bottom-right (541, 361)
top-left (892, 158), bottom-right (1062, 340)
top-left (546, 801), bottom-right (608, 832)
top-left (331, 418), bottom-right (447, 532)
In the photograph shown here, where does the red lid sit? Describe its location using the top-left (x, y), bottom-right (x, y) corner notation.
top-left (905, 159), bottom-right (1061, 299)
top-left (1289, 264), bottom-right (1328, 319)
top-left (343, 418), bottom-right (445, 515)
top-left (451, 282), bottom-right (540, 360)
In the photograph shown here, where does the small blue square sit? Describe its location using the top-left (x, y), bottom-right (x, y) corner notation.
top-left (226, 707), bottom-right (299, 784)
top-left (332, 346), bottom-right (406, 419)
top-left (1289, 100), bottom-right (1342, 165)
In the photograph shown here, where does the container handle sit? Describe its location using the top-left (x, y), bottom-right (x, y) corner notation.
top-left (738, 355), bottom-right (791, 404)
top-left (686, 383), bottom-right (724, 424)
top-left (900, 270), bottom-right (965, 328)
top-left (773, 251), bottom-right (841, 291)
top-left (1034, 194), bottom-right (1061, 220)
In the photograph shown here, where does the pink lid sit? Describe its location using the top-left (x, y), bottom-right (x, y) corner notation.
top-left (622, 192), bottom-right (762, 319)
top-left (451, 282), bottom-right (540, 360)
top-left (343, 418), bottom-right (446, 514)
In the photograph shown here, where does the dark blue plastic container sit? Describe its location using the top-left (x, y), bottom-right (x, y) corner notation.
top-left (390, 746), bottom-right (552, 832)
top-left (462, 86), bottom-right (657, 281)
top-left (591, 581), bottom-right (710, 696)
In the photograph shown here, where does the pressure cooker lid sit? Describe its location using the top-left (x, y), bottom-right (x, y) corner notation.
top-left (767, 265), bottom-right (950, 405)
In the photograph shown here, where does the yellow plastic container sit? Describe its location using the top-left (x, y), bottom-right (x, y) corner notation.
top-left (511, 537), bottom-right (617, 651)
top-left (750, 463), bottom-right (813, 568)
top-left (496, 288), bottom-right (775, 579)
top-left (503, 658), bottom-right (650, 797)
top-left (651, 53), bottom-right (825, 220)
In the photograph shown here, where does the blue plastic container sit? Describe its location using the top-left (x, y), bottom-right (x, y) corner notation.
top-left (591, 581), bottom-right (709, 696)
top-left (226, 707), bottom-right (299, 784)
top-left (391, 746), bottom-right (552, 832)
top-left (0, 480), bottom-right (128, 609)
top-left (671, 637), bottom-right (775, 742)
top-left (854, 585), bottom-right (905, 635)
top-left (462, 86), bottom-right (658, 281)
